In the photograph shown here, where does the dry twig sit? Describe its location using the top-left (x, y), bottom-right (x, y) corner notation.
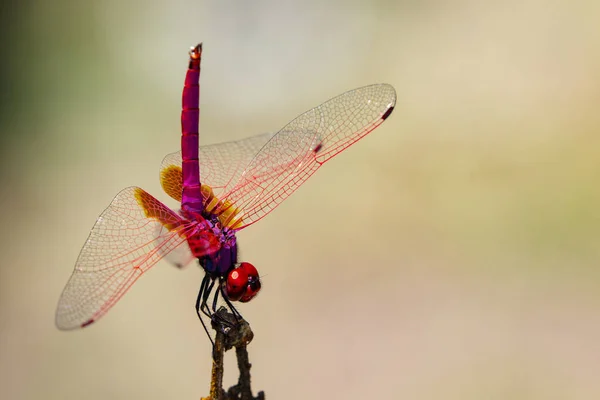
top-left (201, 307), bottom-right (264, 400)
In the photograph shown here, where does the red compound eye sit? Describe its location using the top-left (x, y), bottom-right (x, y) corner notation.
top-left (225, 267), bottom-right (248, 302)
top-left (225, 263), bottom-right (261, 303)
top-left (239, 262), bottom-right (258, 278)
top-left (238, 262), bottom-right (261, 303)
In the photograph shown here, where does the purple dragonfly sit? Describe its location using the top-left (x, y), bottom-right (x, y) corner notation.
top-left (55, 43), bottom-right (396, 335)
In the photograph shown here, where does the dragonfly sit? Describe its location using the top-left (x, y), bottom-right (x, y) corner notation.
top-left (55, 43), bottom-right (396, 336)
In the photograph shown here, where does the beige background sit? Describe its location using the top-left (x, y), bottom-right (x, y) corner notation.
top-left (1, 1), bottom-right (600, 399)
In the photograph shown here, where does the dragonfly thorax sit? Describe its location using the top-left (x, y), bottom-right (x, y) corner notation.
top-left (192, 214), bottom-right (237, 275)
top-left (197, 214), bottom-right (261, 303)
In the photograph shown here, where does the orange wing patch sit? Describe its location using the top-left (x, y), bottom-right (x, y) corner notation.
top-left (160, 165), bottom-right (183, 202)
top-left (159, 166), bottom-right (244, 229)
top-left (200, 185), bottom-right (245, 230)
top-left (134, 187), bottom-right (182, 232)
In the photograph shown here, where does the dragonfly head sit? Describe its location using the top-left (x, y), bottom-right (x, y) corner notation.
top-left (224, 262), bottom-right (261, 303)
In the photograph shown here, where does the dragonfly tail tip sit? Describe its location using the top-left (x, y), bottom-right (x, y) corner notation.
top-left (190, 43), bottom-right (203, 60)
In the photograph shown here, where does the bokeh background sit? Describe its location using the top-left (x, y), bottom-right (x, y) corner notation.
top-left (1, 1), bottom-right (600, 399)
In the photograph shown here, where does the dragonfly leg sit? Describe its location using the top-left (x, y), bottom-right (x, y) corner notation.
top-left (211, 284), bottom-right (220, 313)
top-left (195, 273), bottom-right (214, 346)
top-left (201, 277), bottom-right (216, 317)
top-left (219, 282), bottom-right (243, 320)
top-left (208, 280), bottom-right (235, 326)
top-left (195, 273), bottom-right (212, 317)
top-left (207, 279), bottom-right (243, 332)
top-left (210, 287), bottom-right (237, 331)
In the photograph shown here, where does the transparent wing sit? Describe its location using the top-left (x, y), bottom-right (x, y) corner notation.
top-left (156, 231), bottom-right (196, 269)
top-left (220, 84), bottom-right (396, 229)
top-left (55, 187), bottom-right (215, 330)
top-left (160, 132), bottom-right (274, 201)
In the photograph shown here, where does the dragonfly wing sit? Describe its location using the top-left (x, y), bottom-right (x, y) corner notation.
top-left (55, 187), bottom-right (216, 330)
top-left (219, 84), bottom-right (396, 229)
top-left (160, 132), bottom-right (274, 202)
top-left (155, 221), bottom-right (196, 269)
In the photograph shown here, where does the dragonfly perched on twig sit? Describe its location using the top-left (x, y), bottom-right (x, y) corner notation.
top-left (55, 43), bottom-right (396, 339)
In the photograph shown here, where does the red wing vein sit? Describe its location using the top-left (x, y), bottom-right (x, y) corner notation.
top-left (55, 187), bottom-right (193, 330)
top-left (220, 84), bottom-right (396, 229)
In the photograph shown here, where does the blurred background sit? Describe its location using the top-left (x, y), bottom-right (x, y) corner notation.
top-left (1, 0), bottom-right (600, 399)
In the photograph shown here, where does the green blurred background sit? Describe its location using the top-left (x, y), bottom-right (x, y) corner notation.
top-left (1, 1), bottom-right (599, 399)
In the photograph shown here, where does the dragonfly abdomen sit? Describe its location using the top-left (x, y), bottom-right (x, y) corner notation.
top-left (180, 43), bottom-right (203, 213)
